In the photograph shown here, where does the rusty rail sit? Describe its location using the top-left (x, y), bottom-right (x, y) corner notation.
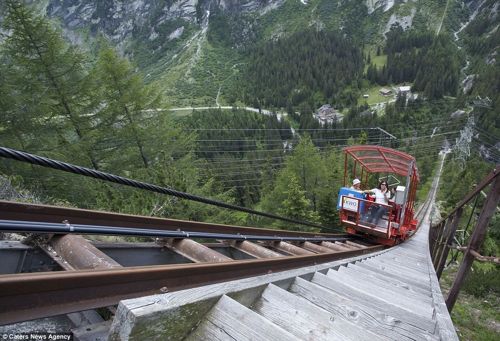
top-left (0, 200), bottom-right (384, 325)
top-left (0, 201), bottom-right (340, 238)
top-left (0, 244), bottom-right (383, 325)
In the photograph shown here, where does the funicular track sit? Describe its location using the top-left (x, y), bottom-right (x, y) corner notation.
top-left (0, 146), bottom-right (437, 330)
top-left (0, 201), bottom-right (383, 325)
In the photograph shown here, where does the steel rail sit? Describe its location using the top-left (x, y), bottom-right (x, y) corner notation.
top-left (0, 220), bottom-right (348, 243)
top-left (0, 201), bottom-right (342, 238)
top-left (0, 244), bottom-right (383, 325)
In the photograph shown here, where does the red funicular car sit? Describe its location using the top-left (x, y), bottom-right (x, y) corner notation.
top-left (338, 145), bottom-right (419, 245)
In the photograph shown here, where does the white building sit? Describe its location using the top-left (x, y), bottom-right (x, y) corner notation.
top-left (398, 86), bottom-right (411, 94)
top-left (314, 104), bottom-right (343, 124)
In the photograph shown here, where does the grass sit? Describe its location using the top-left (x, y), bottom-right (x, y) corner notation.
top-left (440, 259), bottom-right (500, 340)
top-left (357, 85), bottom-right (393, 106)
top-left (363, 44), bottom-right (387, 71)
top-left (371, 54), bottom-right (387, 68)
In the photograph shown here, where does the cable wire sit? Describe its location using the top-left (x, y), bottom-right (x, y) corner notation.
top-left (0, 146), bottom-right (330, 230)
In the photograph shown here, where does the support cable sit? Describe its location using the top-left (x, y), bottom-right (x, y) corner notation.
top-left (0, 220), bottom-right (347, 242)
top-left (0, 147), bottom-right (334, 230)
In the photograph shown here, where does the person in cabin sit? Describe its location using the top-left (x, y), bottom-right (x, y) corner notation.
top-left (364, 181), bottom-right (393, 225)
top-left (350, 178), bottom-right (362, 191)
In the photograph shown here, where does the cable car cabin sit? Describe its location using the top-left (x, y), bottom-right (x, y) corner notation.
top-left (337, 146), bottom-right (419, 246)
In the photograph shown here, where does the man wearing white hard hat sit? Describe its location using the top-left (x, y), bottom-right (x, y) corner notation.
top-left (350, 178), bottom-right (361, 191)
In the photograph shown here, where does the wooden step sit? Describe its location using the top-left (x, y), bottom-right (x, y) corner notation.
top-left (374, 253), bottom-right (430, 273)
top-left (347, 263), bottom-right (431, 297)
top-left (361, 259), bottom-right (431, 283)
top-left (311, 272), bottom-right (437, 333)
top-left (338, 265), bottom-right (432, 302)
top-left (326, 269), bottom-right (434, 318)
top-left (185, 295), bottom-right (299, 341)
top-left (289, 277), bottom-right (439, 341)
top-left (353, 261), bottom-right (431, 291)
top-left (253, 283), bottom-right (382, 340)
top-left (385, 248), bottom-right (428, 262)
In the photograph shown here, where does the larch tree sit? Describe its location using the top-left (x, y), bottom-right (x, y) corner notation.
top-left (2, 0), bottom-right (99, 168)
top-left (93, 46), bottom-right (162, 169)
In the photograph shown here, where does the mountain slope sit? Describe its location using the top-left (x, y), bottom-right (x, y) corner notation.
top-left (35, 0), bottom-right (467, 106)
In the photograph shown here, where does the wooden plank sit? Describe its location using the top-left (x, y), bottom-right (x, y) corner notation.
top-left (380, 249), bottom-right (428, 264)
top-left (337, 265), bottom-right (432, 303)
top-left (185, 295), bottom-right (299, 341)
top-left (354, 262), bottom-right (431, 292)
top-left (427, 256), bottom-right (460, 340)
top-left (362, 258), bottom-right (430, 280)
top-left (108, 249), bottom-right (391, 340)
top-left (369, 257), bottom-right (431, 280)
top-left (347, 263), bottom-right (431, 297)
top-left (290, 277), bottom-right (439, 341)
top-left (254, 283), bottom-right (383, 341)
top-left (311, 272), bottom-right (437, 333)
top-left (326, 269), bottom-right (434, 317)
top-left (392, 244), bottom-right (427, 254)
top-left (373, 253), bottom-right (430, 273)
top-left (382, 245), bottom-right (429, 259)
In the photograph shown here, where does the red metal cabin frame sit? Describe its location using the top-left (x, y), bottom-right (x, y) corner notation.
top-left (340, 145), bottom-right (420, 245)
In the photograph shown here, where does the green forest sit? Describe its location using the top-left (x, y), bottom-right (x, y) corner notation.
top-left (0, 1), bottom-right (496, 230)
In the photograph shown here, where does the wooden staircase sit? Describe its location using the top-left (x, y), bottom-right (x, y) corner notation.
top-left (109, 218), bottom-right (457, 341)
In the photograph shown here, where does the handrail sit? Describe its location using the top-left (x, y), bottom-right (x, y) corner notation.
top-left (437, 165), bottom-right (499, 222)
top-left (430, 164), bottom-right (500, 313)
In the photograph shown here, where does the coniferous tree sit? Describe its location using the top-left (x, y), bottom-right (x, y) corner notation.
top-left (94, 46), bottom-right (161, 169)
top-left (277, 174), bottom-right (319, 231)
top-left (2, 0), bottom-right (99, 168)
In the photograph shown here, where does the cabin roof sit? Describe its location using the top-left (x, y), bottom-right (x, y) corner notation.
top-left (343, 145), bottom-right (419, 179)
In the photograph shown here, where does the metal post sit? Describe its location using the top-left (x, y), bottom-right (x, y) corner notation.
top-left (429, 221), bottom-right (443, 258)
top-left (436, 208), bottom-right (463, 279)
top-left (343, 153), bottom-right (348, 186)
top-left (446, 175), bottom-right (500, 312)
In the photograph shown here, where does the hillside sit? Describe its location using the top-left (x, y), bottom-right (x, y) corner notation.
top-left (29, 0), bottom-right (468, 106)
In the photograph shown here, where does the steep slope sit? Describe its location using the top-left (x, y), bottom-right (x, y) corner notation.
top-left (35, 0), bottom-right (464, 106)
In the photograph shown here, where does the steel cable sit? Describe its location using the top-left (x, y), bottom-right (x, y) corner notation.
top-left (0, 220), bottom-right (347, 242)
top-left (0, 146), bottom-right (333, 230)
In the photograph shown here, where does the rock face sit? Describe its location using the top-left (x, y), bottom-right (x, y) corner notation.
top-left (45, 0), bottom-right (200, 44)
top-left (366, 0), bottom-right (416, 15)
top-left (366, 0), bottom-right (395, 14)
top-left (41, 0), bottom-right (284, 45)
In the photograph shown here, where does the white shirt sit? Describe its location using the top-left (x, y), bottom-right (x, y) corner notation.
top-left (370, 188), bottom-right (390, 205)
